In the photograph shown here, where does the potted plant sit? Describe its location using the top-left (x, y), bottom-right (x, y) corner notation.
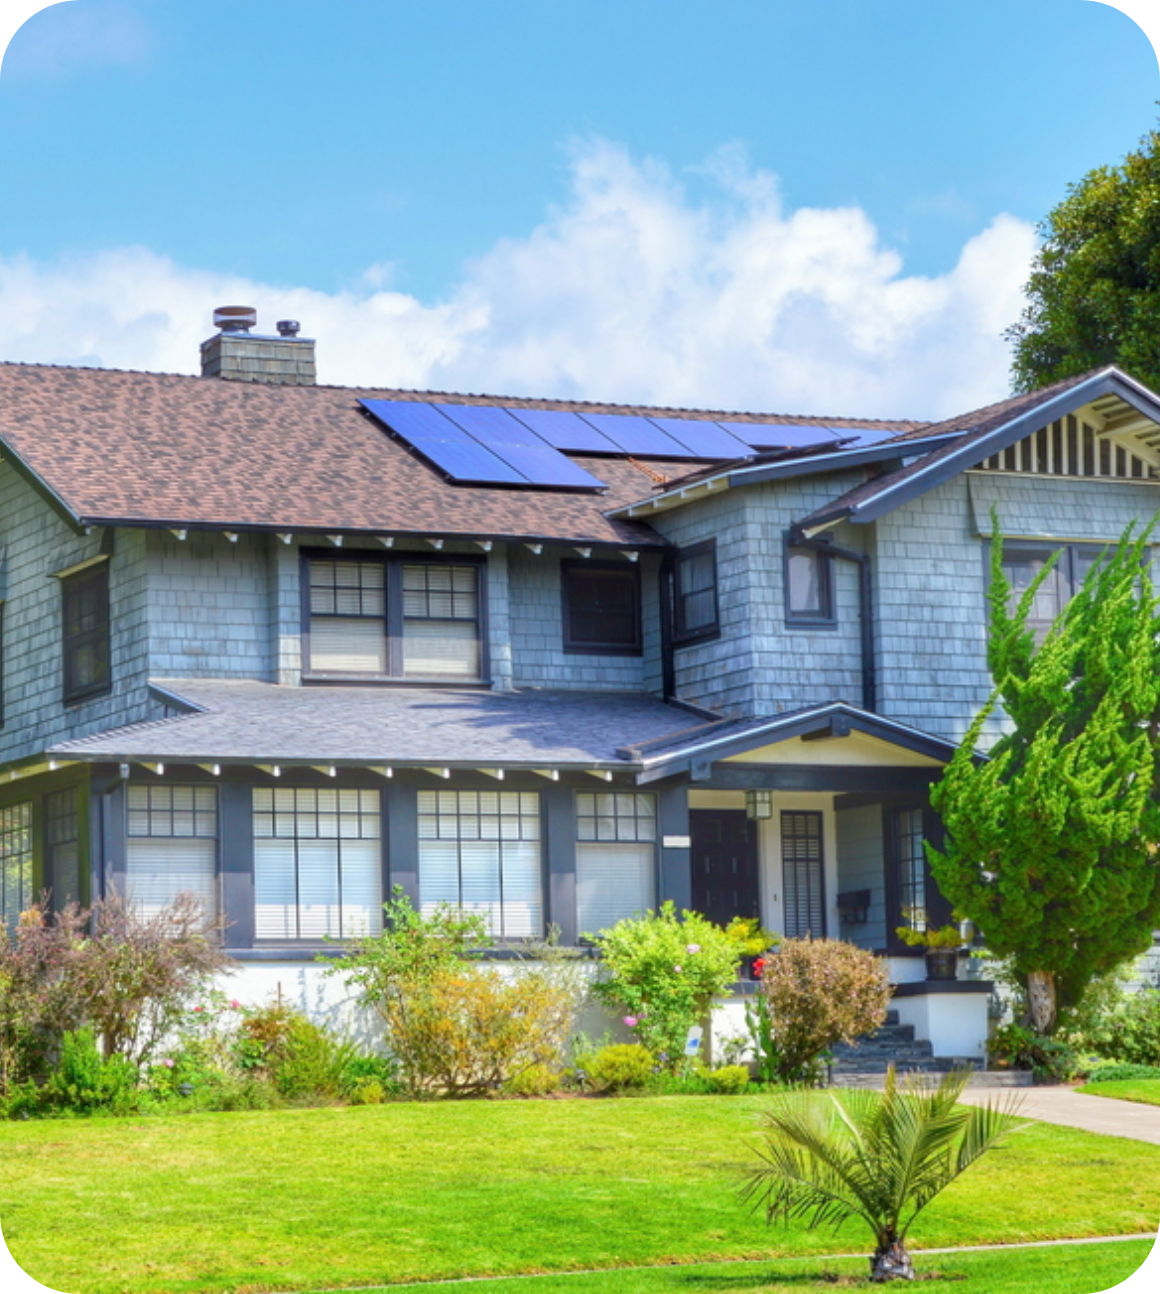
top-left (894, 923), bottom-right (962, 980)
top-left (724, 916), bottom-right (779, 980)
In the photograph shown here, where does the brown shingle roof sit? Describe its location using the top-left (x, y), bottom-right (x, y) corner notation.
top-left (0, 362), bottom-right (923, 547)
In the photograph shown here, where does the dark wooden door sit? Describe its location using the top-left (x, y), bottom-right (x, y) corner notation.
top-left (690, 809), bottom-right (760, 927)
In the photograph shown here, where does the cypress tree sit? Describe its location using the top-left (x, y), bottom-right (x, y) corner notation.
top-left (928, 517), bottom-right (1160, 1034)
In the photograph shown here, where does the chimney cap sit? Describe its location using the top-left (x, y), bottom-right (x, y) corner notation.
top-left (214, 305), bottom-right (258, 333)
top-left (277, 319), bottom-right (301, 338)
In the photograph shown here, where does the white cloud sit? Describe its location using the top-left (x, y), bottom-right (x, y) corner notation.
top-left (0, 138), bottom-right (1037, 421)
top-left (3, 0), bottom-right (153, 78)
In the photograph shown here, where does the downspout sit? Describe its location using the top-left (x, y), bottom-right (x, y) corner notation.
top-left (789, 533), bottom-right (877, 713)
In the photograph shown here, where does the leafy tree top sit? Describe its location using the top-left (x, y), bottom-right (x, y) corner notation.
top-left (1008, 122), bottom-right (1160, 393)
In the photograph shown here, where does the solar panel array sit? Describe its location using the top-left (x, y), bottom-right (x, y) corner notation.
top-left (359, 398), bottom-right (896, 490)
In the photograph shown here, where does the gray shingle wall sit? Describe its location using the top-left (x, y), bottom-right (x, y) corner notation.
top-left (147, 530), bottom-right (274, 680)
top-left (0, 463), bottom-right (152, 765)
top-left (487, 545), bottom-right (514, 691)
top-left (967, 471), bottom-right (1160, 541)
top-left (653, 471), bottom-right (870, 717)
top-left (507, 548), bottom-right (660, 692)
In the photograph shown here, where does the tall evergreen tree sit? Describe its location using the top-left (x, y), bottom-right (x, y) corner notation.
top-left (928, 519), bottom-right (1160, 1034)
top-left (1007, 123), bottom-right (1160, 392)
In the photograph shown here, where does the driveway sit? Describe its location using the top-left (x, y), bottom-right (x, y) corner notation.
top-left (957, 1086), bottom-right (1160, 1146)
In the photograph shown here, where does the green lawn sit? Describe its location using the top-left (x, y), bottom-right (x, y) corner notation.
top-left (1, 1096), bottom-right (1158, 1294)
top-left (1077, 1078), bottom-right (1160, 1107)
top-left (363, 1240), bottom-right (1156, 1293)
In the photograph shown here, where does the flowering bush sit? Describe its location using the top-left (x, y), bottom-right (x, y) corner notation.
top-left (760, 939), bottom-right (892, 1084)
top-left (589, 903), bottom-right (741, 1069)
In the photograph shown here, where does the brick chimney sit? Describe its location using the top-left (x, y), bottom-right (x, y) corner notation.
top-left (200, 306), bottom-right (317, 385)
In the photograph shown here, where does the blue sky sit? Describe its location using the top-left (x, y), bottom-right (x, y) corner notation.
top-left (0, 0), bottom-right (1156, 418)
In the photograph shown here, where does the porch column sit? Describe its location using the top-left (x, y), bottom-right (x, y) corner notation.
top-left (657, 785), bottom-right (691, 911)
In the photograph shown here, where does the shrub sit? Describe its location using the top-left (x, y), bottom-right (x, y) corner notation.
top-left (68, 892), bottom-right (231, 1066)
top-left (988, 1022), bottom-right (1077, 1079)
top-left (589, 902), bottom-right (741, 1069)
top-left (1061, 987), bottom-right (1160, 1066)
top-left (40, 1028), bottom-right (139, 1115)
top-left (0, 903), bottom-right (88, 1094)
top-left (744, 992), bottom-right (780, 1084)
top-left (1086, 1062), bottom-right (1160, 1083)
top-left (330, 892), bottom-right (584, 1097)
top-left (348, 1079), bottom-right (386, 1105)
top-left (337, 1051), bottom-right (400, 1099)
top-left (586, 1043), bottom-right (654, 1092)
top-left (502, 1062), bottom-right (559, 1096)
top-left (760, 939), bottom-right (892, 1085)
top-left (705, 1064), bottom-right (750, 1094)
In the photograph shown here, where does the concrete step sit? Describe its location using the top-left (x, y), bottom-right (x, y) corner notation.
top-left (831, 1068), bottom-right (1032, 1090)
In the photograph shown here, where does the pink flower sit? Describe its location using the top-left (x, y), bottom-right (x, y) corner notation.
top-left (160, 1058), bottom-right (175, 1069)
top-left (673, 965), bottom-right (683, 973)
top-left (686, 943), bottom-right (701, 955)
top-left (229, 1000), bottom-right (242, 1010)
top-left (623, 1016), bottom-right (638, 1028)
top-left (193, 1006), bottom-right (205, 1013)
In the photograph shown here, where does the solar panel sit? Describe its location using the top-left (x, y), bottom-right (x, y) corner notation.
top-left (827, 426), bottom-right (898, 447)
top-left (721, 421), bottom-right (842, 451)
top-left (434, 404), bottom-right (606, 489)
top-left (649, 417), bottom-right (755, 459)
top-left (359, 399), bottom-right (526, 485)
top-left (507, 408), bottom-right (622, 453)
top-left (579, 413), bottom-right (696, 458)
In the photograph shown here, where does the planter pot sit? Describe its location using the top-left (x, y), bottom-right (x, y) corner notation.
top-left (924, 949), bottom-right (958, 981)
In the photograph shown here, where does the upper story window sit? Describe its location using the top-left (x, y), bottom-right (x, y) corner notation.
top-left (785, 541), bottom-right (835, 626)
top-left (673, 541), bottom-right (719, 645)
top-left (562, 561), bottom-right (642, 655)
top-left (62, 563), bottom-right (111, 703)
top-left (999, 543), bottom-right (1107, 641)
top-left (305, 553), bottom-right (483, 681)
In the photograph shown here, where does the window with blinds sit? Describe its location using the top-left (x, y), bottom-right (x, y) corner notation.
top-left (253, 787), bottom-right (382, 940)
top-left (562, 562), bottom-right (642, 655)
top-left (673, 542), bottom-right (719, 645)
top-left (0, 801), bottom-right (32, 929)
top-left (305, 555), bottom-right (482, 680)
top-left (417, 790), bottom-right (542, 938)
top-left (126, 784), bottom-right (218, 919)
top-left (781, 811), bottom-right (825, 939)
top-left (575, 792), bottom-right (656, 936)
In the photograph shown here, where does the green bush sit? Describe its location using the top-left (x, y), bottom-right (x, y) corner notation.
top-left (337, 1051), bottom-right (400, 1098)
top-left (501, 1062), bottom-right (560, 1096)
top-left (588, 902), bottom-right (741, 1070)
top-left (1062, 988), bottom-right (1160, 1066)
top-left (586, 1043), bottom-right (654, 1092)
top-left (705, 1064), bottom-right (750, 1094)
top-left (40, 1028), bottom-right (139, 1115)
top-left (330, 892), bottom-right (584, 1097)
top-left (760, 940), bottom-right (893, 1085)
top-left (744, 993), bottom-right (780, 1084)
top-left (1086, 1062), bottom-right (1160, 1083)
top-left (348, 1080), bottom-right (386, 1105)
top-left (989, 1022), bottom-right (1077, 1079)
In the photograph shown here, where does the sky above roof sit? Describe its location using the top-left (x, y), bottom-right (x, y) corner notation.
top-left (0, 0), bottom-right (1156, 422)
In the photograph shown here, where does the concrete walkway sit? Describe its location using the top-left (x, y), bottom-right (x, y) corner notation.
top-left (957, 1085), bottom-right (1160, 1145)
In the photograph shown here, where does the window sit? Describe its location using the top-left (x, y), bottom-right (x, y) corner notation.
top-left (418, 790), bottom-right (542, 938)
top-left (46, 787), bottom-right (80, 908)
top-left (0, 801), bottom-right (32, 929)
top-left (62, 563), bottom-right (111, 703)
top-left (127, 784), bottom-right (218, 919)
top-left (0, 601), bottom-right (5, 728)
top-left (673, 542), bottom-right (719, 645)
top-left (785, 543), bottom-right (834, 625)
top-left (781, 811), bottom-right (825, 938)
top-left (575, 792), bottom-right (656, 936)
top-left (305, 553), bottom-right (483, 681)
top-left (253, 787), bottom-right (382, 940)
top-left (999, 543), bottom-right (1108, 641)
top-left (562, 562), bottom-right (642, 655)
top-left (892, 807), bottom-right (927, 932)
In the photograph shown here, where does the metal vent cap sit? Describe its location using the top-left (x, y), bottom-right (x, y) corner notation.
top-left (214, 305), bottom-right (257, 333)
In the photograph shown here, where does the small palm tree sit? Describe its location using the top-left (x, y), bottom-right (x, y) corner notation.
top-left (742, 1067), bottom-right (1026, 1282)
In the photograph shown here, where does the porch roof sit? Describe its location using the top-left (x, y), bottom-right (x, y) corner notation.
top-left (46, 679), bottom-right (718, 773)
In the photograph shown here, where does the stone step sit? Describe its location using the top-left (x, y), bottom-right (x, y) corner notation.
top-left (831, 1068), bottom-right (1032, 1090)
top-left (832, 1038), bottom-right (929, 1058)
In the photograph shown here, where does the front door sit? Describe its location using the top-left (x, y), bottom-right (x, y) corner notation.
top-left (690, 809), bottom-right (760, 927)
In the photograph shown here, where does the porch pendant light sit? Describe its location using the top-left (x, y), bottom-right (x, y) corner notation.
top-left (745, 789), bottom-right (773, 820)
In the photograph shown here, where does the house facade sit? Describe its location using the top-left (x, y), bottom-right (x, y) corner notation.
top-left (2, 314), bottom-right (1159, 1061)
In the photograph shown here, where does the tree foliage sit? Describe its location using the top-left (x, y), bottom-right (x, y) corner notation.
top-left (1008, 123), bottom-right (1160, 392)
top-left (928, 519), bottom-right (1160, 1033)
top-left (743, 1068), bottom-right (1025, 1283)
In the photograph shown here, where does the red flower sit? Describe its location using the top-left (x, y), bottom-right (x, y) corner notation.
top-left (752, 957), bottom-right (765, 979)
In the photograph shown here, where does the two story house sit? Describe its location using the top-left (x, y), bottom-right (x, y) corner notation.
top-left (2, 310), bottom-right (1159, 1060)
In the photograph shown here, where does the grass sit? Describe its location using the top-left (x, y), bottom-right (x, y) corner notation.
top-left (1, 1096), bottom-right (1158, 1294)
top-left (360, 1240), bottom-right (1157, 1293)
top-left (1076, 1078), bottom-right (1160, 1107)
